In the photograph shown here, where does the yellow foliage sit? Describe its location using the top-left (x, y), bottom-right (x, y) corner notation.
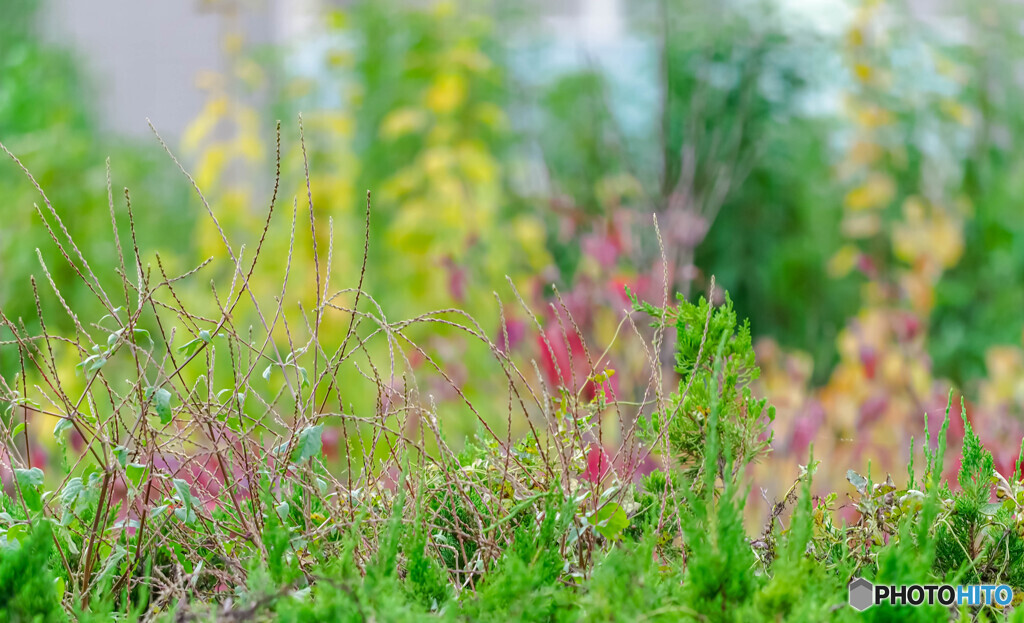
top-left (474, 102), bottom-right (508, 130)
top-left (195, 144), bottom-right (230, 190)
top-left (847, 27), bottom-right (864, 48)
top-left (235, 58), bottom-right (266, 90)
top-left (843, 173), bottom-right (895, 210)
top-left (381, 166), bottom-right (422, 200)
top-left (840, 212), bottom-right (881, 239)
top-left (892, 198), bottom-right (964, 271)
top-left (827, 244), bottom-right (860, 278)
top-left (425, 72), bottom-right (467, 114)
top-left (846, 139), bottom-right (883, 168)
top-left (513, 217), bottom-right (549, 270)
top-left (595, 173), bottom-right (642, 209)
top-left (980, 346), bottom-right (1024, 410)
top-left (850, 103), bottom-right (893, 128)
top-left (183, 98), bottom-right (225, 154)
top-left (939, 99), bottom-right (972, 126)
top-left (422, 146), bottom-right (455, 177)
top-left (853, 62), bottom-right (873, 83)
top-left (456, 141), bottom-right (496, 184)
top-left (380, 107), bottom-right (429, 140)
top-left (449, 42), bottom-right (492, 73)
top-left (222, 32), bottom-right (244, 56)
top-left (326, 49), bottom-right (354, 69)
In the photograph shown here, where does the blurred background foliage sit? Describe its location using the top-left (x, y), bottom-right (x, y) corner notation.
top-left (6, 0), bottom-right (1024, 504)
top-left (0, 0), bottom-right (193, 374)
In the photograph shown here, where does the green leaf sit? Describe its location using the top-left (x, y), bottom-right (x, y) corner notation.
top-left (113, 445), bottom-right (128, 467)
top-left (10, 422), bottom-right (24, 439)
top-left (77, 354), bottom-right (107, 375)
top-left (298, 366), bottom-right (310, 390)
top-left (14, 467), bottom-right (44, 511)
top-left (15, 467), bottom-right (44, 487)
top-left (126, 463), bottom-right (149, 489)
top-left (60, 477), bottom-right (84, 508)
top-left (981, 502), bottom-right (1003, 517)
top-left (262, 364), bottom-right (274, 381)
top-left (172, 479), bottom-right (193, 512)
top-left (174, 506), bottom-right (197, 524)
top-left (292, 424), bottom-right (323, 463)
top-left (99, 307), bottom-right (123, 324)
top-left (53, 418), bottom-right (73, 440)
top-left (172, 478), bottom-right (197, 525)
top-left (133, 328), bottom-right (152, 345)
top-left (149, 504), bottom-right (170, 521)
top-left (146, 387), bottom-right (172, 424)
top-left (177, 331), bottom-right (210, 358)
top-left (6, 523), bottom-right (27, 544)
top-left (93, 545), bottom-right (127, 596)
top-left (588, 502), bottom-right (629, 541)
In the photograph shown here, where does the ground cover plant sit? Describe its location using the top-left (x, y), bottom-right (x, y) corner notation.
top-left (4, 130), bottom-right (1024, 622)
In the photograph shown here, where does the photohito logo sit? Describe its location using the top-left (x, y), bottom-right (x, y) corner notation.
top-left (848, 578), bottom-right (1014, 611)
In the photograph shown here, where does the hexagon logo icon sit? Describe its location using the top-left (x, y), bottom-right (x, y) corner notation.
top-left (849, 578), bottom-right (874, 611)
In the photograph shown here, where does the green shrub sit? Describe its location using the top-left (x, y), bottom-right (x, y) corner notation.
top-left (0, 521), bottom-right (66, 623)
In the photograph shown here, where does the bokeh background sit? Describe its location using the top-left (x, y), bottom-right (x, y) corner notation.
top-left (4, 0), bottom-right (1024, 516)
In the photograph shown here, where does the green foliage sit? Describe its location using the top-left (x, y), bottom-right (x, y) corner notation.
top-left (8, 262), bottom-right (1024, 620)
top-left (676, 358), bottom-right (758, 620)
top-left (0, 521), bottom-right (66, 623)
top-left (466, 494), bottom-right (570, 622)
top-left (0, 0), bottom-right (191, 378)
top-left (931, 405), bottom-right (1024, 600)
top-left (631, 290), bottom-right (775, 479)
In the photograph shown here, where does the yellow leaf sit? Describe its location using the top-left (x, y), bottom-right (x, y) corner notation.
top-left (596, 173), bottom-right (642, 208)
top-left (222, 32), bottom-right (245, 56)
top-left (939, 99), bottom-right (972, 127)
top-left (827, 244), bottom-right (860, 278)
top-left (233, 135), bottom-right (264, 162)
top-left (381, 166), bottom-right (423, 200)
top-left (844, 173), bottom-right (895, 210)
top-left (381, 107), bottom-right (428, 140)
top-left (852, 105), bottom-right (892, 129)
top-left (987, 347), bottom-right (1023, 381)
top-left (840, 213), bottom-right (881, 239)
top-left (853, 63), bottom-right (873, 83)
top-left (457, 141), bottom-right (496, 184)
top-left (847, 140), bottom-right (883, 167)
top-left (474, 102), bottom-right (508, 130)
top-left (182, 96), bottom-right (228, 153)
top-left (425, 72), bottom-right (467, 115)
top-left (513, 217), bottom-right (549, 270)
top-left (433, 0), bottom-right (456, 17)
top-left (449, 43), bottom-right (492, 73)
top-left (235, 58), bottom-right (265, 90)
top-left (195, 144), bottom-right (229, 190)
top-left (422, 146), bottom-right (455, 177)
top-left (847, 27), bottom-right (864, 48)
top-left (326, 50), bottom-right (354, 69)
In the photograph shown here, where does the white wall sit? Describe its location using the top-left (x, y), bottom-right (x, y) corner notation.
top-left (43, 0), bottom-right (274, 138)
